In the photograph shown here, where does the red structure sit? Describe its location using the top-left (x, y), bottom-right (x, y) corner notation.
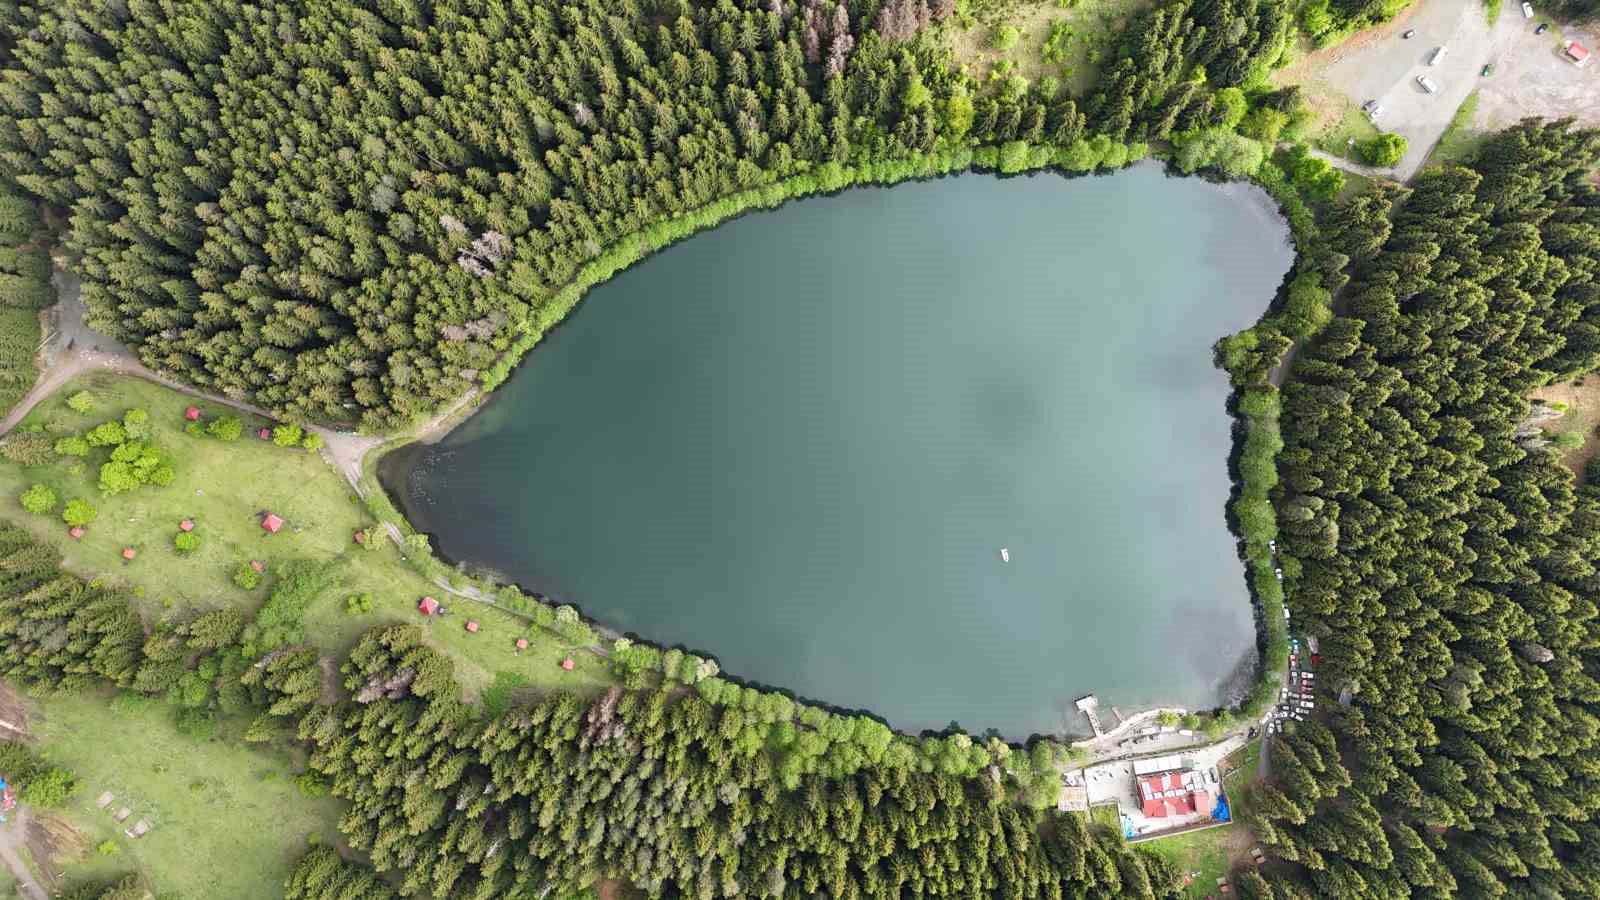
top-left (418, 596), bottom-right (439, 616)
top-left (1137, 771), bottom-right (1215, 819)
top-left (261, 513), bottom-right (284, 533)
top-left (250, 559), bottom-right (265, 573)
top-left (68, 526), bottom-right (84, 540)
top-left (1567, 41), bottom-right (1591, 66)
top-left (465, 620), bottom-right (480, 633)
top-left (514, 638), bottom-right (529, 651)
top-left (257, 427), bottom-right (272, 440)
top-left (560, 657), bottom-right (575, 671)
top-left (121, 547), bottom-right (136, 560)
top-left (179, 519), bottom-right (195, 532)
top-left (184, 406), bottom-right (201, 421)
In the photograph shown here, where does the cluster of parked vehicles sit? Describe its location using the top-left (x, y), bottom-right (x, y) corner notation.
top-left (1365, 4), bottom-right (1551, 122)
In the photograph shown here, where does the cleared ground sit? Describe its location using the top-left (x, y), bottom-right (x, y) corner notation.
top-left (943, 0), bottom-right (1150, 94)
top-left (1472, 16), bottom-right (1600, 129)
top-left (16, 687), bottom-right (344, 900)
top-left (1531, 377), bottom-right (1600, 477)
top-left (0, 373), bottom-right (614, 701)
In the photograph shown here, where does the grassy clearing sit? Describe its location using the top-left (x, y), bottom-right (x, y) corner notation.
top-left (1426, 90), bottom-right (1485, 168)
top-left (1312, 100), bottom-right (1383, 158)
top-left (21, 687), bottom-right (344, 900)
top-left (1137, 825), bottom-right (1239, 898)
top-left (0, 372), bottom-right (615, 702)
top-left (1531, 377), bottom-right (1600, 478)
top-left (1087, 801), bottom-right (1122, 833)
top-left (1221, 738), bottom-right (1261, 805)
top-left (943, 0), bottom-right (1150, 95)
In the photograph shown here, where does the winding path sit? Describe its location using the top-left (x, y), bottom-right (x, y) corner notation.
top-left (0, 809), bottom-right (48, 900)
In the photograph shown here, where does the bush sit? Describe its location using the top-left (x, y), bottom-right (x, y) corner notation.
top-left (96, 839), bottom-right (120, 856)
top-left (272, 424), bottom-right (303, 447)
top-left (346, 592), bottom-right (374, 614)
top-left (122, 408), bottom-right (150, 439)
top-left (1175, 128), bottom-right (1266, 178)
top-left (234, 561), bottom-right (263, 590)
top-left (295, 772), bottom-right (329, 798)
top-left (65, 391), bottom-right (95, 413)
top-left (19, 766), bottom-right (76, 807)
top-left (62, 498), bottom-right (96, 526)
top-left (84, 420), bottom-right (126, 447)
top-left (207, 415), bottom-right (242, 441)
top-left (0, 432), bottom-right (53, 465)
top-left (1359, 132), bottom-right (1407, 167)
top-left (1551, 430), bottom-right (1585, 451)
top-left (53, 434), bottom-right (89, 457)
top-left (300, 432), bottom-right (323, 451)
top-left (989, 24), bottom-right (1020, 50)
top-left (174, 531), bottom-right (201, 553)
top-left (19, 483), bottom-right (56, 514)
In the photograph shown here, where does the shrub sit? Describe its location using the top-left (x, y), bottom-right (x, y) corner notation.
top-left (19, 483), bottom-right (56, 514)
top-left (300, 432), bottom-right (323, 451)
top-left (989, 24), bottom-right (1020, 50)
top-left (1359, 132), bottom-right (1407, 167)
top-left (65, 391), bottom-right (95, 413)
top-left (0, 432), bottom-right (54, 465)
top-left (272, 424), bottom-right (303, 447)
top-left (174, 531), bottom-right (201, 553)
top-left (61, 498), bottom-right (96, 526)
top-left (122, 408), bottom-right (150, 439)
top-left (174, 707), bottom-right (216, 740)
top-left (1551, 430), bottom-right (1585, 451)
top-left (346, 592), bottom-right (374, 614)
top-left (206, 415), bottom-right (242, 441)
top-left (234, 561), bottom-right (263, 590)
top-left (19, 766), bottom-right (75, 807)
top-left (295, 771), bottom-right (329, 798)
top-left (53, 434), bottom-right (89, 457)
top-left (84, 420), bottom-right (126, 447)
top-left (96, 839), bottom-right (119, 856)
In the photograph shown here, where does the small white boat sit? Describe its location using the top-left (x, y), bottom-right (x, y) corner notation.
top-left (999, 548), bottom-right (1010, 563)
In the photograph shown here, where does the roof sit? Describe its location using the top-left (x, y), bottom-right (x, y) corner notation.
top-left (465, 620), bottom-right (480, 633)
top-left (560, 657), bottom-right (575, 670)
top-left (262, 513), bottom-right (284, 533)
top-left (418, 597), bottom-right (439, 614)
top-left (1567, 40), bottom-right (1590, 60)
top-left (68, 526), bottom-right (84, 538)
top-left (257, 427), bottom-right (271, 439)
top-left (179, 519), bottom-right (194, 532)
top-left (1137, 771), bottom-right (1212, 819)
top-left (515, 638), bottom-right (529, 649)
top-left (184, 406), bottom-right (201, 420)
top-left (121, 547), bottom-right (136, 559)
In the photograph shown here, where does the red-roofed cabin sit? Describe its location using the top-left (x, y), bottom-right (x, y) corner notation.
top-left (257, 427), bottom-right (272, 440)
top-left (465, 620), bottom-right (480, 633)
top-left (1567, 41), bottom-right (1591, 66)
top-left (515, 638), bottom-right (529, 650)
top-left (184, 406), bottom-right (201, 421)
top-left (121, 547), bottom-right (136, 560)
top-left (179, 519), bottom-right (195, 532)
top-left (418, 596), bottom-right (439, 616)
top-left (560, 657), bottom-right (575, 671)
top-left (68, 526), bottom-right (84, 540)
top-left (261, 513), bottom-right (284, 533)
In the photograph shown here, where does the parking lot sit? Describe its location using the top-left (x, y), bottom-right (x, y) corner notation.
top-left (1306, 0), bottom-right (1598, 179)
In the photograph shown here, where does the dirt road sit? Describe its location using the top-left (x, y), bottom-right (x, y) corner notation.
top-left (0, 809), bottom-right (47, 900)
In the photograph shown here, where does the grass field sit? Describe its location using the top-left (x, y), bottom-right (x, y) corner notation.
top-left (1137, 824), bottom-right (1239, 898)
top-left (0, 373), bottom-right (614, 701)
top-left (943, 0), bottom-right (1150, 95)
top-left (1426, 90), bottom-right (1485, 168)
top-left (1221, 738), bottom-right (1261, 806)
top-left (1312, 99), bottom-right (1383, 158)
top-left (1087, 801), bottom-right (1122, 833)
top-left (21, 687), bottom-right (344, 900)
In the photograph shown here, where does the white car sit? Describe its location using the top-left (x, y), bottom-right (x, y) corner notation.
top-left (1522, 1), bottom-right (1534, 17)
top-left (1417, 74), bottom-right (1440, 94)
top-left (1429, 45), bottom-right (1448, 65)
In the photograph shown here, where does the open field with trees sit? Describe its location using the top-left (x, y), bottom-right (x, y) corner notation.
top-left (17, 687), bottom-right (344, 900)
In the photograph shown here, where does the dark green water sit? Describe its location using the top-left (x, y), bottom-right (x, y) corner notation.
top-left (387, 165), bottom-right (1293, 738)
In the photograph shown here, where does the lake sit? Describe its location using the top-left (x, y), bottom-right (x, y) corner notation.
top-left (385, 164), bottom-right (1294, 738)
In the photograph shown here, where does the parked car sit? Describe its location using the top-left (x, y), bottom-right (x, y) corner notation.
top-left (1523, 0), bottom-right (1534, 17)
top-left (1429, 45), bottom-right (1448, 65)
top-left (1536, 22), bottom-right (1549, 33)
top-left (1363, 99), bottom-right (1385, 119)
top-left (1417, 74), bottom-right (1440, 94)
top-left (1481, 63), bottom-right (1494, 76)
top-left (1402, 28), bottom-right (1416, 38)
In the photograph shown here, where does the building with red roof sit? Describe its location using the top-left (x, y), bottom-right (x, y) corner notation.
top-left (179, 519), bottom-right (195, 532)
top-left (261, 513), bottom-right (284, 533)
top-left (465, 620), bottom-right (480, 633)
top-left (418, 596), bottom-right (439, 616)
top-left (1567, 41), bottom-right (1590, 66)
top-left (515, 638), bottom-right (529, 650)
top-left (1136, 770), bottom-right (1216, 819)
top-left (185, 406), bottom-right (201, 421)
top-left (68, 526), bottom-right (84, 540)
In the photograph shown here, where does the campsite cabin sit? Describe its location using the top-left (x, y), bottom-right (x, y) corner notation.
top-left (1567, 41), bottom-right (1591, 67)
top-left (261, 513), bottom-right (284, 534)
top-left (465, 620), bottom-right (480, 633)
top-left (418, 596), bottom-right (439, 616)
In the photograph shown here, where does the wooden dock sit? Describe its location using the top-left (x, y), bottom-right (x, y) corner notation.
top-left (1075, 695), bottom-right (1105, 737)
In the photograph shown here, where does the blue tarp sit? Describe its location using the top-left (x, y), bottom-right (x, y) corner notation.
top-left (1121, 814), bottom-right (1135, 839)
top-left (1211, 795), bottom-right (1231, 823)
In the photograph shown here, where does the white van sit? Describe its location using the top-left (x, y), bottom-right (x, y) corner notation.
top-left (1522, 1), bottom-right (1534, 17)
top-left (1429, 45), bottom-right (1448, 65)
top-left (1417, 74), bottom-right (1440, 93)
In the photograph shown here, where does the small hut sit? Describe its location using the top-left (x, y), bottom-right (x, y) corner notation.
top-left (184, 406), bottom-right (201, 421)
top-left (465, 620), bottom-right (480, 634)
top-left (68, 526), bottom-right (84, 540)
top-left (121, 547), bottom-right (136, 560)
top-left (560, 657), bottom-right (575, 671)
top-left (261, 513), bottom-right (284, 534)
top-left (179, 519), bottom-right (195, 532)
top-left (514, 638), bottom-right (529, 651)
top-left (418, 596), bottom-right (439, 616)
